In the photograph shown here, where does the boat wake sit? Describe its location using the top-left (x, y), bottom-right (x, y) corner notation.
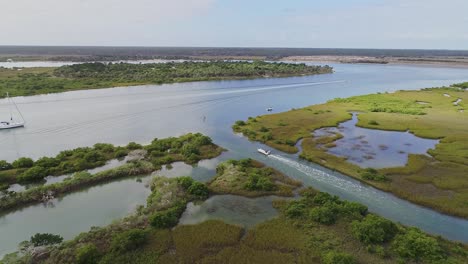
top-left (268, 154), bottom-right (370, 195)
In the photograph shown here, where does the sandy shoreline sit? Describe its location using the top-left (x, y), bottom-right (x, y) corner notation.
top-left (2, 54), bottom-right (468, 68)
top-left (281, 55), bottom-right (468, 68)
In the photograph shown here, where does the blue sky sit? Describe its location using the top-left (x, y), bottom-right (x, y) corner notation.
top-left (1, 0), bottom-right (467, 49)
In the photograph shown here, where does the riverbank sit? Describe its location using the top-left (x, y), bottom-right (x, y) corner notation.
top-left (233, 84), bottom-right (468, 218)
top-left (0, 61), bottom-right (332, 98)
top-left (0, 133), bottom-right (224, 212)
top-left (282, 55), bottom-right (468, 68)
top-left (4, 160), bottom-right (467, 263)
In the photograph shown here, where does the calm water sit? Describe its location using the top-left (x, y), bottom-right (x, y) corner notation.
top-left (1, 63), bottom-right (468, 256)
top-left (314, 113), bottom-right (439, 168)
top-left (179, 195), bottom-right (279, 228)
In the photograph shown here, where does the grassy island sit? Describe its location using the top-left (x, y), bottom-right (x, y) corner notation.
top-left (0, 133), bottom-right (223, 212)
top-left (4, 160), bottom-right (467, 264)
top-left (233, 83), bottom-right (468, 218)
top-left (0, 61), bottom-right (333, 97)
top-left (208, 158), bottom-right (302, 197)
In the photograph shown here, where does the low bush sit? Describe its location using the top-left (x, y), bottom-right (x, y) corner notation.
top-left (285, 201), bottom-right (307, 218)
top-left (150, 204), bottom-right (186, 229)
top-left (110, 229), bottom-right (148, 252)
top-left (322, 251), bottom-right (356, 264)
top-left (309, 203), bottom-right (339, 225)
top-left (392, 227), bottom-right (445, 262)
top-left (75, 243), bottom-right (101, 264)
top-left (30, 233), bottom-right (63, 247)
top-left (18, 166), bottom-right (48, 182)
top-left (12, 157), bottom-right (34, 169)
top-left (187, 182), bottom-right (209, 199)
top-left (351, 214), bottom-right (398, 244)
top-left (0, 160), bottom-right (13, 170)
top-left (245, 173), bottom-right (275, 191)
top-left (361, 168), bottom-right (387, 182)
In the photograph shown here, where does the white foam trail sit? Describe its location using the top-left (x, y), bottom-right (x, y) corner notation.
top-left (0, 80), bottom-right (346, 106)
top-left (269, 154), bottom-right (370, 196)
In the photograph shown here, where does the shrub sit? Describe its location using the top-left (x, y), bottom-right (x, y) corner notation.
top-left (181, 143), bottom-right (200, 158)
top-left (187, 182), bottom-right (209, 199)
top-left (234, 120), bottom-right (246, 126)
top-left (340, 201), bottom-right (368, 217)
top-left (361, 168), bottom-right (387, 182)
top-left (93, 143), bottom-right (115, 153)
top-left (392, 228), bottom-right (444, 262)
top-left (368, 120), bottom-right (379, 125)
top-left (150, 204), bottom-right (185, 229)
top-left (76, 244), bottom-right (101, 264)
top-left (114, 149), bottom-right (128, 159)
top-left (35, 157), bottom-right (59, 169)
top-left (126, 142), bottom-right (142, 150)
top-left (259, 126), bottom-right (269, 132)
top-left (322, 251), bottom-right (356, 264)
top-left (351, 214), bottom-right (398, 244)
top-left (12, 157), bottom-right (34, 169)
top-left (18, 166), bottom-right (48, 182)
top-left (285, 201), bottom-right (307, 218)
top-left (285, 139), bottom-right (296, 146)
top-left (0, 160), bottom-right (13, 170)
top-left (30, 233), bottom-right (63, 246)
top-left (84, 151), bottom-right (105, 163)
top-left (245, 173), bottom-right (275, 191)
top-left (309, 203), bottom-right (339, 225)
top-left (193, 134), bottom-right (212, 146)
top-left (313, 192), bottom-right (339, 205)
top-left (177, 176), bottom-right (195, 190)
top-left (110, 229), bottom-right (148, 252)
top-left (261, 132), bottom-right (273, 142)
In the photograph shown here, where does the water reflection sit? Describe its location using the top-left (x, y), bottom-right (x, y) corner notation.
top-left (313, 113), bottom-right (439, 168)
top-left (179, 195), bottom-right (280, 228)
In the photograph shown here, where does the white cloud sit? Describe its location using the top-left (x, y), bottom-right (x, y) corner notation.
top-left (0, 0), bottom-right (215, 45)
top-left (280, 0), bottom-right (468, 49)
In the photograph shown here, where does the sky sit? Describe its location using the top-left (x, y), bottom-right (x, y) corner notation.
top-left (1, 0), bottom-right (468, 49)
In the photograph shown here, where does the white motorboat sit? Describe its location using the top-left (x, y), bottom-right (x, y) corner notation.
top-left (0, 93), bottom-right (25, 130)
top-left (267, 107), bottom-right (273, 112)
top-left (257, 148), bottom-right (271, 156)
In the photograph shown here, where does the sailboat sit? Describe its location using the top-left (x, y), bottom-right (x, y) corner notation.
top-left (0, 93), bottom-right (25, 130)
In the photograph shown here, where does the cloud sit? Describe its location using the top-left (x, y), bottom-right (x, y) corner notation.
top-left (280, 0), bottom-right (468, 49)
top-left (0, 0), bottom-right (215, 45)
top-left (0, 0), bottom-right (466, 49)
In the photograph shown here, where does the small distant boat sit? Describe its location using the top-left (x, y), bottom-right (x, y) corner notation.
top-left (267, 107), bottom-right (273, 112)
top-left (257, 148), bottom-right (271, 156)
top-left (0, 93), bottom-right (25, 130)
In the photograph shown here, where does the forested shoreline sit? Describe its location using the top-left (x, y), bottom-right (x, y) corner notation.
top-left (0, 61), bottom-right (333, 97)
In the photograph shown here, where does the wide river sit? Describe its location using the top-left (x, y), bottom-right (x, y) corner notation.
top-left (1, 62), bottom-right (468, 256)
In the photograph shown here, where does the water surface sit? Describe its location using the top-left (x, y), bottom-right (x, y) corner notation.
top-left (313, 113), bottom-right (439, 168)
top-left (179, 195), bottom-right (279, 228)
top-left (1, 63), bottom-right (468, 256)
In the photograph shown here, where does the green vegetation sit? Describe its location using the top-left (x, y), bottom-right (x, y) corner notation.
top-left (30, 233), bottom-right (64, 247)
top-left (0, 161), bottom-right (154, 212)
top-left (3, 162), bottom-right (467, 264)
top-left (110, 229), bottom-right (148, 252)
top-left (0, 133), bottom-right (223, 212)
top-left (0, 143), bottom-right (130, 187)
top-left (232, 84), bottom-right (468, 218)
top-left (75, 244), bottom-right (101, 264)
top-left (361, 168), bottom-right (388, 182)
top-left (208, 158), bottom-right (302, 197)
top-left (0, 61), bottom-right (332, 97)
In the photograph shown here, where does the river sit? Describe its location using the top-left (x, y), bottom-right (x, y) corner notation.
top-left (0, 62), bottom-right (467, 256)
